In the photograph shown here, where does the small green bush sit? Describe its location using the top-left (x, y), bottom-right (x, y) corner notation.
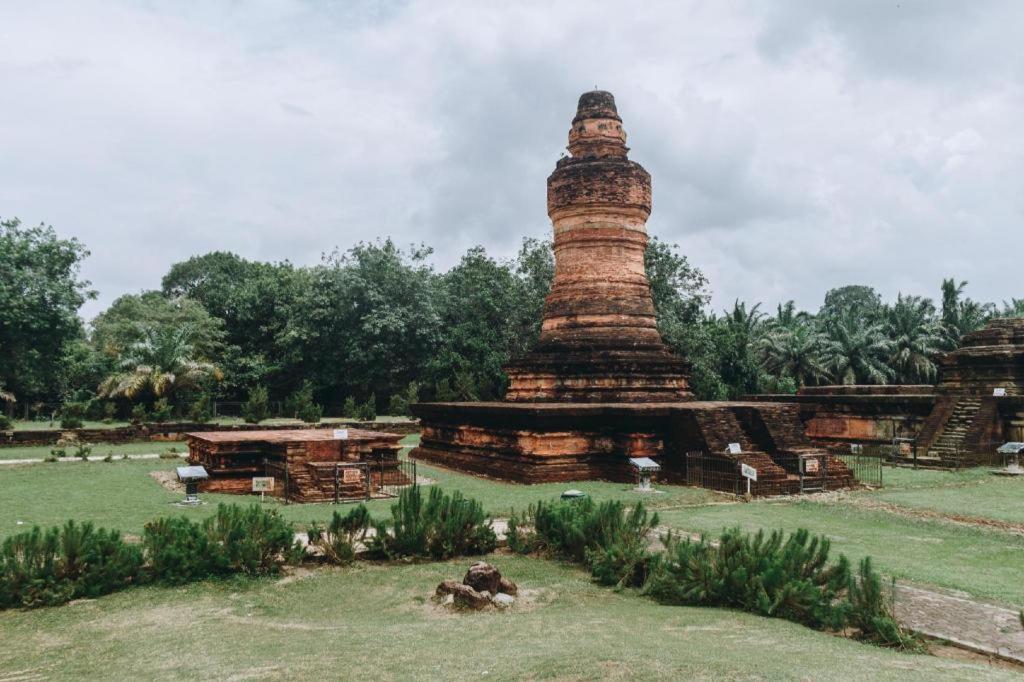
top-left (308, 505), bottom-right (372, 565)
top-left (150, 398), bottom-right (172, 423)
top-left (848, 557), bottom-right (921, 649)
top-left (187, 394), bottom-right (213, 423)
top-left (144, 504), bottom-right (301, 583)
top-left (59, 402), bottom-right (86, 429)
top-left (342, 396), bottom-right (358, 419)
top-left (371, 486), bottom-right (496, 560)
top-left (509, 498), bottom-right (659, 588)
top-left (73, 440), bottom-right (92, 460)
top-left (0, 521), bottom-right (143, 609)
top-left (355, 393), bottom-right (377, 422)
top-left (288, 383), bottom-right (322, 424)
top-left (243, 386), bottom-right (270, 424)
top-left (386, 382), bottom-right (420, 416)
top-left (0, 413), bottom-right (12, 430)
top-left (644, 528), bottom-right (850, 631)
top-left (130, 403), bottom-right (148, 424)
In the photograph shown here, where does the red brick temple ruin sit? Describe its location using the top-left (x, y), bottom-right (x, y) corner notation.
top-left (187, 428), bottom-right (410, 502)
top-left (411, 91), bottom-right (853, 493)
top-left (756, 317), bottom-right (1024, 466)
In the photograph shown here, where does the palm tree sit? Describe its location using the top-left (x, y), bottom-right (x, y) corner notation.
top-left (757, 323), bottom-right (830, 388)
top-left (98, 325), bottom-right (222, 400)
top-left (884, 294), bottom-right (943, 384)
top-left (939, 278), bottom-right (993, 348)
top-left (822, 315), bottom-right (895, 385)
top-left (1001, 298), bottom-right (1024, 318)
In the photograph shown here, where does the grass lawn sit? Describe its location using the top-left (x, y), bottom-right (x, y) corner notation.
top-left (658, 500), bottom-right (1024, 607)
top-left (867, 476), bottom-right (1024, 525)
top-left (0, 555), bottom-right (1008, 681)
top-left (6, 416), bottom-right (413, 431)
top-left (0, 441), bottom-right (186, 461)
top-left (879, 465), bottom-right (995, 490)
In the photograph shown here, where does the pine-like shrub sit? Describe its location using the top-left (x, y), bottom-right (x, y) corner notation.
top-left (848, 557), bottom-right (920, 649)
top-left (355, 394), bottom-right (377, 422)
top-left (59, 401), bottom-right (86, 429)
top-left (386, 382), bottom-right (420, 416)
top-left (130, 403), bottom-right (148, 424)
top-left (243, 386), bottom-right (270, 424)
top-left (510, 498), bottom-right (659, 588)
top-left (143, 516), bottom-right (227, 584)
top-left (149, 398), bottom-right (172, 423)
top-left (308, 505), bottom-right (372, 565)
top-left (371, 486), bottom-right (496, 560)
top-left (145, 504), bottom-right (300, 582)
top-left (0, 521), bottom-right (143, 609)
top-left (288, 383), bottom-right (322, 423)
top-left (645, 528), bottom-right (851, 631)
top-left (0, 413), bottom-right (12, 430)
top-left (187, 393), bottom-right (213, 423)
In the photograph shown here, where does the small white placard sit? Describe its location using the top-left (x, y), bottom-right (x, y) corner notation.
top-left (993, 388), bottom-right (1007, 397)
top-left (740, 463), bottom-right (757, 481)
top-left (804, 458), bottom-right (820, 474)
top-left (333, 429), bottom-right (350, 440)
top-left (727, 443), bottom-right (742, 455)
top-left (342, 468), bottom-right (363, 483)
top-left (252, 477), bottom-right (274, 492)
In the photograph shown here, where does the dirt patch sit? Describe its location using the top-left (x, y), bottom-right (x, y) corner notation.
top-left (928, 642), bottom-right (1024, 672)
top-left (275, 566), bottom-right (318, 587)
top-left (149, 470), bottom-right (184, 493)
top-left (841, 496), bottom-right (1024, 536)
top-left (420, 586), bottom-right (551, 619)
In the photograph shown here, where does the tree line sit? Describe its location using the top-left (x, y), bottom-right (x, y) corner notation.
top-left (2, 216), bottom-right (1021, 423)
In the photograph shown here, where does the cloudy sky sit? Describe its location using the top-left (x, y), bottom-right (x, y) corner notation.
top-left (2, 0), bottom-right (1022, 321)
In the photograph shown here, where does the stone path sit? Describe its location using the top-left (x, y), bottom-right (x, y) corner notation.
top-left (0, 453), bottom-right (185, 466)
top-left (654, 526), bottom-right (1024, 664)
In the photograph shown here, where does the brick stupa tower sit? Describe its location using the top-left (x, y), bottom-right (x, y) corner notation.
top-left (411, 91), bottom-right (850, 488)
top-left (504, 91), bottom-right (692, 402)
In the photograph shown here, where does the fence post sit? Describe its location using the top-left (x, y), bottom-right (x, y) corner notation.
top-left (284, 460), bottom-right (289, 505)
top-left (334, 463), bottom-right (339, 504)
top-left (363, 462), bottom-right (370, 501)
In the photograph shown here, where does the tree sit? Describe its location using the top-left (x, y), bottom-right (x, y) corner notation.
top-left (0, 218), bottom-right (93, 403)
top-left (758, 323), bottom-right (830, 388)
top-left (939, 278), bottom-right (992, 348)
top-left (820, 285), bottom-right (883, 328)
top-left (821, 316), bottom-right (894, 385)
top-left (94, 293), bottom-right (224, 404)
top-left (884, 294), bottom-right (942, 384)
top-left (1000, 298), bottom-right (1024, 318)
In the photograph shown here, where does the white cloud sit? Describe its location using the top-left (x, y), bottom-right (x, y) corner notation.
top-left (1, 0), bottom-right (1021, 320)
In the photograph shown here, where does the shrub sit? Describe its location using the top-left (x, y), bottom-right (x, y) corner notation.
top-left (243, 386), bottom-right (270, 424)
top-left (509, 498), bottom-right (659, 588)
top-left (848, 557), bottom-right (921, 649)
top-left (386, 382), bottom-right (420, 417)
top-left (342, 396), bottom-right (358, 419)
top-left (143, 516), bottom-right (226, 584)
top-left (371, 486), bottom-right (496, 561)
top-left (59, 401), bottom-right (86, 429)
top-left (102, 453), bottom-right (114, 463)
top-left (355, 394), bottom-right (377, 422)
top-left (288, 383), bottom-right (322, 424)
top-left (144, 504), bottom-right (301, 583)
top-left (150, 398), bottom-right (172, 423)
top-left (0, 413), bottom-right (12, 430)
top-left (187, 393), bottom-right (213, 423)
top-left (644, 528), bottom-right (850, 631)
top-left (74, 440), bottom-right (92, 460)
top-left (0, 521), bottom-right (143, 609)
top-left (102, 401), bottom-right (117, 423)
top-left (308, 505), bottom-right (372, 565)
top-left (130, 403), bottom-right (148, 424)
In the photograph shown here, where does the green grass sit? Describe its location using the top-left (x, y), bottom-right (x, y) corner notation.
top-left (0, 555), bottom-right (1008, 681)
top-left (7, 415), bottom-right (413, 431)
top-left (658, 500), bottom-right (1024, 607)
top-left (878, 465), bottom-right (995, 490)
top-left (0, 441), bottom-right (186, 461)
top-left (868, 476), bottom-right (1024, 524)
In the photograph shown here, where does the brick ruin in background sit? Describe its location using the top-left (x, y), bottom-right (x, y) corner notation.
top-left (187, 428), bottom-right (411, 502)
top-left (750, 317), bottom-right (1024, 466)
top-left (412, 91), bottom-right (853, 493)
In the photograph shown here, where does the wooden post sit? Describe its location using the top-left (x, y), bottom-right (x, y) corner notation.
top-left (334, 463), bottom-right (339, 505)
top-left (284, 459), bottom-right (289, 505)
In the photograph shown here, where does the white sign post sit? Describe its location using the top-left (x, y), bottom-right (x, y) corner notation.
top-left (994, 388), bottom-right (1007, 397)
top-left (740, 463), bottom-right (757, 495)
top-left (727, 443), bottom-right (742, 455)
top-left (252, 476), bottom-right (274, 502)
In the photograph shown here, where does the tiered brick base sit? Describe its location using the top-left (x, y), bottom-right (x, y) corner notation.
top-left (411, 401), bottom-right (853, 493)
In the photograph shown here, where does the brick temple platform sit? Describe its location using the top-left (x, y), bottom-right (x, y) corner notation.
top-left (187, 429), bottom-right (407, 502)
top-left (411, 401), bottom-right (852, 493)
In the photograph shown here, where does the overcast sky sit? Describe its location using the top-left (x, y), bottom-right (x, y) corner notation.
top-left (2, 0), bottom-right (1022, 321)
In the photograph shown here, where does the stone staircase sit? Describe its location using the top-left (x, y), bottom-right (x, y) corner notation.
top-left (690, 407), bottom-right (793, 494)
top-left (927, 397), bottom-right (982, 460)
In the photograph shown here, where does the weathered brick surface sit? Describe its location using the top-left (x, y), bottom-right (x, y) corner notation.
top-left (505, 90), bottom-right (691, 403)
